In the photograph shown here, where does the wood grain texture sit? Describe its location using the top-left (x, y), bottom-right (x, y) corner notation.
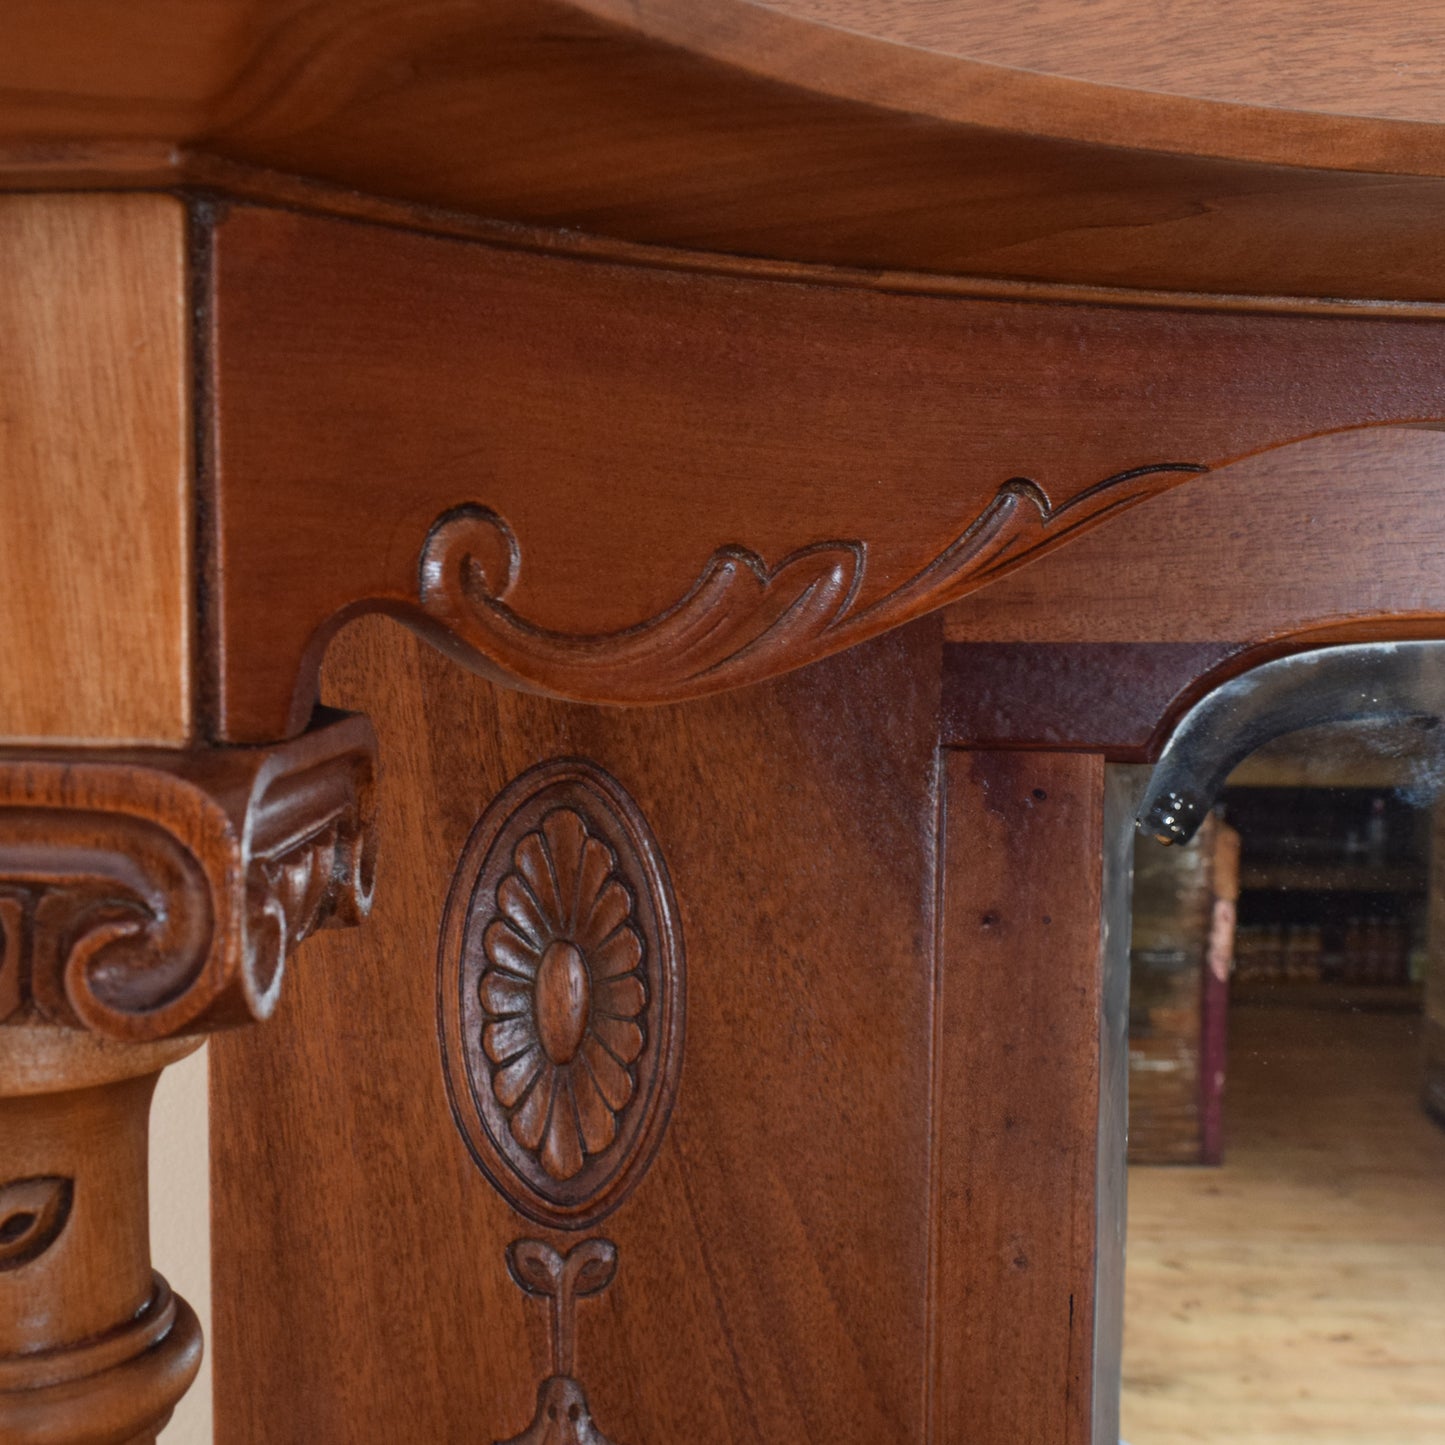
top-left (0, 1026), bottom-right (202, 1445)
top-left (208, 205), bottom-right (1445, 740)
top-left (940, 641), bottom-right (1242, 757)
top-left (945, 428), bottom-right (1445, 649)
top-left (0, 194), bottom-right (191, 745)
top-left (0, 712), bottom-right (376, 1041)
top-left (212, 613), bottom-right (943, 1444)
top-left (934, 750), bottom-right (1107, 1445)
top-left (1123, 1005), bottom-right (1445, 1442)
top-left (943, 428), bottom-right (1445, 752)
top-left (13, 4), bottom-right (1445, 300)
top-left (769, 0), bottom-right (1445, 126)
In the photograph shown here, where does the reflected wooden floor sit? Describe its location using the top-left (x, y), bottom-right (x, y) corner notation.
top-left (1122, 1003), bottom-right (1445, 1444)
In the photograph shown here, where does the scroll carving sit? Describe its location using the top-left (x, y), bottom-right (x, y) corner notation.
top-left (439, 760), bottom-right (684, 1228)
top-left (496, 1238), bottom-right (622, 1445)
top-left (0, 709), bottom-right (376, 1042)
top-left (417, 464), bottom-right (1206, 703)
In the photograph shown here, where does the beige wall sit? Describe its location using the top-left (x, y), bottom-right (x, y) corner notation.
top-left (151, 1046), bottom-right (212, 1443)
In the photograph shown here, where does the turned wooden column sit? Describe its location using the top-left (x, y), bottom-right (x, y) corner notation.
top-left (0, 189), bottom-right (207, 1441)
top-left (1, 1028), bottom-right (203, 1444)
top-left (0, 186), bottom-right (379, 1442)
top-left (0, 719), bottom-right (377, 1441)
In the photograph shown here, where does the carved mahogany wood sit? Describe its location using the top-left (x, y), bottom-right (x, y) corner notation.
top-left (0, 186), bottom-right (218, 1445)
top-left (0, 711), bottom-right (377, 1442)
top-left (212, 614), bottom-right (946, 1444)
top-left (0, 711), bottom-right (376, 1041)
top-left (498, 1237), bottom-right (622, 1445)
top-left (0, 1027), bottom-right (204, 1445)
top-left (943, 429), bottom-right (1445, 756)
top-left (945, 428), bottom-right (1445, 652)
top-left (207, 203), bottom-right (1445, 741)
top-left (18, 9), bottom-right (1445, 1441)
top-left (439, 759), bottom-right (684, 1229)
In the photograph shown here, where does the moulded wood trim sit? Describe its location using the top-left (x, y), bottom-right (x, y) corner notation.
top-left (206, 205), bottom-right (1445, 739)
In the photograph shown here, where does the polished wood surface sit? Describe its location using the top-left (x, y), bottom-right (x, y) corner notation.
top-left (1124, 1004), bottom-right (1445, 1442)
top-left (207, 205), bottom-right (1445, 741)
top-left (768, 1), bottom-right (1445, 125)
top-left (0, 714), bottom-right (376, 1041)
top-left (9, 9), bottom-right (1445, 1440)
top-left (11, 4), bottom-right (1445, 299)
top-left (212, 613), bottom-right (946, 1443)
top-left (0, 191), bottom-right (207, 1443)
top-left (0, 194), bottom-right (190, 746)
top-left (942, 429), bottom-right (1445, 755)
top-left (0, 711), bottom-right (377, 1441)
top-left (935, 750), bottom-right (1107, 1444)
top-left (0, 1027), bottom-right (203, 1445)
top-left (945, 429), bottom-right (1445, 649)
top-left (940, 641), bottom-right (1241, 758)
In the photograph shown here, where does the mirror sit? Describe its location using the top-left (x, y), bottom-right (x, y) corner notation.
top-left (1121, 717), bottom-right (1445, 1443)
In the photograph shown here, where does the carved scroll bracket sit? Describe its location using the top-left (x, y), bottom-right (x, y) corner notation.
top-left (0, 707), bottom-right (377, 1043)
top-left (415, 465), bottom-right (1208, 707)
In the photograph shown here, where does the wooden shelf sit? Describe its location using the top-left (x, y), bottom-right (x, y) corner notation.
top-left (1238, 863), bottom-right (1425, 894)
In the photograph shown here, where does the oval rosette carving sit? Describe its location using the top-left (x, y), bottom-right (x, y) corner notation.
top-left (439, 759), bottom-right (684, 1227)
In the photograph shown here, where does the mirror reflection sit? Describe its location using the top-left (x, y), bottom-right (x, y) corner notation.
top-left (1122, 720), bottom-right (1445, 1443)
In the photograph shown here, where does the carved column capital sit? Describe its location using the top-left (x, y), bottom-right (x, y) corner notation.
top-left (0, 708), bottom-right (378, 1442)
top-left (0, 708), bottom-right (377, 1043)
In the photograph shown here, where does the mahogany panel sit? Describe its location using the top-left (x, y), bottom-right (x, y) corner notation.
top-left (211, 613), bottom-right (943, 1444)
top-left (941, 429), bottom-right (1445, 750)
top-left (944, 429), bottom-right (1445, 647)
top-left (0, 194), bottom-right (191, 745)
top-left (934, 749), bottom-right (1108, 1445)
top-left (940, 641), bottom-right (1241, 757)
top-left (208, 205), bottom-right (1445, 740)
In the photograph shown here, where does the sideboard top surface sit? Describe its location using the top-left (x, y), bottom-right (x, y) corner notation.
top-left (9, 1), bottom-right (1445, 302)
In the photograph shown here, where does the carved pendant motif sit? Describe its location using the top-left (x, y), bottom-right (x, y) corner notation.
top-left (495, 1238), bottom-right (622, 1445)
top-left (439, 760), bottom-right (683, 1228)
top-left (0, 1176), bottom-right (73, 1271)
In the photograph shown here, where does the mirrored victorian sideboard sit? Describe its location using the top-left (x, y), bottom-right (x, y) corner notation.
top-left (5, 5), bottom-right (1445, 1442)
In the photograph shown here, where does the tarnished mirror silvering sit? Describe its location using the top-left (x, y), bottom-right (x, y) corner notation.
top-left (1139, 642), bottom-right (1445, 846)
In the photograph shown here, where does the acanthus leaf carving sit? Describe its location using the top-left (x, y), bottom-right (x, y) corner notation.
top-left (0, 709), bottom-right (376, 1042)
top-left (417, 465), bottom-right (1207, 703)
